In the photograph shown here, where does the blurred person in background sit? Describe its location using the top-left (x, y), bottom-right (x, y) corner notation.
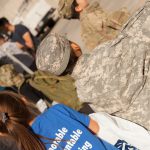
top-left (0, 33), bottom-right (35, 73)
top-left (0, 17), bottom-right (39, 56)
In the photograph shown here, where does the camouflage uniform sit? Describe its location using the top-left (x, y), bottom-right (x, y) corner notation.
top-left (80, 1), bottom-right (130, 51)
top-left (0, 64), bottom-right (24, 88)
top-left (72, 0), bottom-right (150, 130)
top-left (37, 0), bottom-right (150, 129)
top-left (58, 0), bottom-right (130, 52)
top-left (58, 0), bottom-right (74, 19)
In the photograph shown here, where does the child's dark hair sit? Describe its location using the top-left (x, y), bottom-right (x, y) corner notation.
top-left (0, 91), bottom-right (45, 150)
top-left (0, 17), bottom-right (9, 28)
top-left (71, 0), bottom-right (80, 19)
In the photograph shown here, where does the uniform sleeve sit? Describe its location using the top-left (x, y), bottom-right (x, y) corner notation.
top-left (52, 104), bottom-right (90, 127)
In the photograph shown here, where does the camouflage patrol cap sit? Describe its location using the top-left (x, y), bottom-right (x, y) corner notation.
top-left (36, 33), bottom-right (71, 75)
top-left (58, 0), bottom-right (74, 19)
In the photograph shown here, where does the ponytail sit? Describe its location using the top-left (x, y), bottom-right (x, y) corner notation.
top-left (7, 121), bottom-right (45, 150)
top-left (0, 91), bottom-right (45, 150)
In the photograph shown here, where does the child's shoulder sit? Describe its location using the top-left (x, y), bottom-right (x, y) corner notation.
top-left (42, 104), bottom-right (66, 115)
top-left (48, 103), bottom-right (67, 111)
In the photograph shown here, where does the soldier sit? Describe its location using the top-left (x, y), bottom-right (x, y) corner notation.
top-left (36, 33), bottom-right (82, 75)
top-left (58, 0), bottom-right (130, 52)
top-left (36, 0), bottom-right (150, 130)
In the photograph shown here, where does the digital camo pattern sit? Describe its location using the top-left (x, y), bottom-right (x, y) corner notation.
top-left (0, 64), bottom-right (24, 88)
top-left (80, 1), bottom-right (130, 52)
top-left (58, 0), bottom-right (74, 19)
top-left (36, 33), bottom-right (71, 75)
top-left (72, 0), bottom-right (150, 130)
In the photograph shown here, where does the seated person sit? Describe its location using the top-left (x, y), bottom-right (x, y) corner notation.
top-left (0, 17), bottom-right (39, 55)
top-left (0, 91), bottom-right (149, 150)
top-left (0, 33), bottom-right (36, 73)
top-left (0, 91), bottom-right (118, 150)
top-left (36, 0), bottom-right (150, 131)
top-left (36, 33), bottom-right (82, 75)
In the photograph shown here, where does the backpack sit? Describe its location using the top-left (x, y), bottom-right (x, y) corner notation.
top-left (28, 70), bottom-right (82, 110)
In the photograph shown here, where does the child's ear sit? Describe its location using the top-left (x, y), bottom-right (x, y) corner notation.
top-left (75, 5), bottom-right (82, 12)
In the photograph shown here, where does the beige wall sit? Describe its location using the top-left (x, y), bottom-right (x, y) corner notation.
top-left (91, 0), bottom-right (146, 14)
top-left (0, 0), bottom-right (53, 22)
top-left (0, 0), bottom-right (24, 22)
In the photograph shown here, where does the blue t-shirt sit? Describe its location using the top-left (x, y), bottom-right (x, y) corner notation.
top-left (31, 104), bottom-right (118, 150)
top-left (11, 24), bottom-right (38, 48)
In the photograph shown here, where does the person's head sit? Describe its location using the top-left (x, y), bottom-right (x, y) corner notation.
top-left (36, 32), bottom-right (80, 75)
top-left (58, 0), bottom-right (89, 19)
top-left (0, 17), bottom-right (10, 32)
top-left (0, 91), bottom-right (45, 150)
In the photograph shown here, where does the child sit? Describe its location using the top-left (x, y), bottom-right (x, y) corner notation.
top-left (0, 91), bottom-right (117, 150)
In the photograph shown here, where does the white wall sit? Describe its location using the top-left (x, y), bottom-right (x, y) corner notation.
top-left (45, 0), bottom-right (59, 7)
top-left (0, 0), bottom-right (24, 22)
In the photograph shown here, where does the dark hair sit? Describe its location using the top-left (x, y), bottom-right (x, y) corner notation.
top-left (0, 17), bottom-right (9, 28)
top-left (0, 33), bottom-right (5, 40)
top-left (0, 135), bottom-right (19, 150)
top-left (71, 0), bottom-right (80, 19)
top-left (0, 91), bottom-right (45, 150)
